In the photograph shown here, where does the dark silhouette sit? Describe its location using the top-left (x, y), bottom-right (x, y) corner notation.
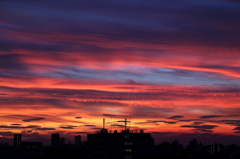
top-left (13, 134), bottom-right (21, 148)
top-left (1, 122), bottom-right (240, 159)
top-left (51, 133), bottom-right (60, 148)
top-left (87, 128), bottom-right (155, 159)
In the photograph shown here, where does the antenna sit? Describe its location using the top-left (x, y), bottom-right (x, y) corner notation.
top-left (129, 115), bottom-right (131, 130)
top-left (103, 118), bottom-right (105, 129)
top-left (110, 116), bottom-right (112, 132)
top-left (117, 119), bottom-right (130, 130)
top-left (125, 118), bottom-right (127, 130)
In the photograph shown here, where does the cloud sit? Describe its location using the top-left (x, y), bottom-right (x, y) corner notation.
top-left (151, 132), bottom-right (174, 135)
top-left (67, 132), bottom-right (90, 135)
top-left (59, 126), bottom-right (74, 129)
top-left (22, 117), bottom-right (46, 122)
top-left (37, 127), bottom-right (55, 131)
top-left (181, 125), bottom-right (218, 130)
top-left (111, 124), bottom-right (124, 127)
top-left (0, 54), bottom-right (27, 71)
top-left (117, 120), bottom-right (130, 123)
top-left (84, 125), bottom-right (96, 127)
top-left (221, 120), bottom-right (240, 123)
top-left (91, 128), bottom-right (103, 130)
top-left (0, 125), bottom-right (39, 129)
top-left (165, 122), bottom-right (176, 124)
top-left (168, 115), bottom-right (184, 119)
top-left (22, 129), bottom-right (33, 133)
top-left (102, 114), bottom-right (116, 117)
top-left (0, 131), bottom-right (14, 137)
top-left (1, 0), bottom-right (240, 145)
top-left (225, 122), bottom-right (238, 125)
top-left (0, 93), bottom-right (8, 95)
top-left (233, 127), bottom-right (240, 130)
top-left (178, 120), bottom-right (194, 122)
top-left (192, 122), bottom-right (204, 125)
top-left (153, 120), bottom-right (167, 123)
top-left (135, 120), bottom-right (162, 125)
top-left (58, 93), bottom-right (76, 96)
top-left (125, 79), bottom-right (141, 85)
top-left (199, 115), bottom-right (222, 119)
top-left (234, 131), bottom-right (240, 134)
top-left (10, 124), bottom-right (22, 125)
top-left (200, 129), bottom-right (213, 133)
top-left (0, 124), bottom-right (56, 132)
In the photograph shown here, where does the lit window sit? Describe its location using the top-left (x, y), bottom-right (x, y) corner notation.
top-left (124, 142), bottom-right (133, 145)
top-left (124, 135), bottom-right (129, 138)
top-left (124, 156), bottom-right (132, 159)
top-left (124, 149), bottom-right (132, 152)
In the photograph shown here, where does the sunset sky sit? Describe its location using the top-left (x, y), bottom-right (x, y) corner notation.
top-left (1, 0), bottom-right (240, 145)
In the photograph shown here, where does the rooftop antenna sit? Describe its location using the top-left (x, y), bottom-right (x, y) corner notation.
top-left (125, 118), bottom-right (127, 130)
top-left (103, 118), bottom-right (105, 129)
top-left (110, 116), bottom-right (112, 132)
top-left (129, 115), bottom-right (131, 130)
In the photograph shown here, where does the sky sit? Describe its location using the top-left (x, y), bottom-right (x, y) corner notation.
top-left (1, 0), bottom-right (240, 146)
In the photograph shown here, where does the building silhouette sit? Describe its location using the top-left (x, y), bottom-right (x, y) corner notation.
top-left (87, 119), bottom-right (155, 159)
top-left (13, 134), bottom-right (21, 147)
top-left (51, 133), bottom-right (60, 147)
top-left (60, 137), bottom-right (65, 145)
top-left (75, 135), bottom-right (81, 145)
top-left (5, 132), bottom-right (240, 159)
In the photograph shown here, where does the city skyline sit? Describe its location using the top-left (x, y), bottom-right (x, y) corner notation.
top-left (3, 130), bottom-right (240, 159)
top-left (1, 0), bottom-right (240, 145)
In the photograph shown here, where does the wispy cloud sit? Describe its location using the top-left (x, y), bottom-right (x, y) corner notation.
top-left (22, 117), bottom-right (45, 122)
top-left (1, 0), bottom-right (240, 145)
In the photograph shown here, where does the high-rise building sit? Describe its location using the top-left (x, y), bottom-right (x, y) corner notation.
top-left (13, 134), bottom-right (22, 147)
top-left (75, 135), bottom-right (81, 145)
top-left (51, 134), bottom-right (60, 147)
top-left (60, 137), bottom-right (65, 145)
top-left (88, 128), bottom-right (155, 159)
